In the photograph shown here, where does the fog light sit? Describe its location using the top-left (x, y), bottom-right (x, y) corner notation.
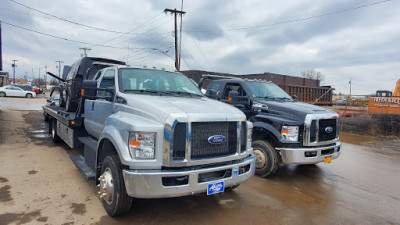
top-left (305, 151), bottom-right (317, 157)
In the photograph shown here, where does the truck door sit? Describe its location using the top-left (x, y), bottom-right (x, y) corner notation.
top-left (220, 83), bottom-right (252, 118)
top-left (84, 69), bottom-right (116, 139)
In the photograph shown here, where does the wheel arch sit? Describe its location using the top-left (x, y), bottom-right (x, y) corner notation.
top-left (252, 122), bottom-right (280, 147)
top-left (96, 138), bottom-right (121, 183)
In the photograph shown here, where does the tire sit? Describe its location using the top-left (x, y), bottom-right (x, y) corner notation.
top-left (26, 93), bottom-right (33, 98)
top-left (99, 155), bottom-right (132, 217)
top-left (225, 184), bottom-right (240, 192)
top-left (44, 113), bottom-right (49, 122)
top-left (51, 119), bottom-right (61, 143)
top-left (252, 140), bottom-right (279, 177)
top-left (0, 92), bottom-right (6, 97)
top-left (65, 94), bottom-right (77, 112)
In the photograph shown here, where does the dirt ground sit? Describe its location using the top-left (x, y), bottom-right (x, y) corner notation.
top-left (1, 96), bottom-right (399, 225)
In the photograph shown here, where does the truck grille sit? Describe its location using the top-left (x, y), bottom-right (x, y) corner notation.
top-left (318, 119), bottom-right (337, 141)
top-left (304, 116), bottom-right (338, 146)
top-left (172, 122), bottom-right (238, 160)
top-left (191, 122), bottom-right (237, 159)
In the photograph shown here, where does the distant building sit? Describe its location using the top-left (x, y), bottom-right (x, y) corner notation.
top-left (8, 78), bottom-right (28, 85)
top-left (0, 71), bottom-right (8, 87)
top-left (181, 70), bottom-right (334, 105)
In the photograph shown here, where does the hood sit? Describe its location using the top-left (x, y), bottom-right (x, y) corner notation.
top-left (254, 98), bottom-right (337, 121)
top-left (120, 93), bottom-right (245, 125)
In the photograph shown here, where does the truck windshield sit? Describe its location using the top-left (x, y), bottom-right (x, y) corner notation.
top-left (245, 81), bottom-right (292, 99)
top-left (119, 69), bottom-right (203, 96)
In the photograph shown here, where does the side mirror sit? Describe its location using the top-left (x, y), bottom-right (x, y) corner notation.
top-left (81, 80), bottom-right (114, 101)
top-left (292, 95), bottom-right (297, 101)
top-left (228, 91), bottom-right (251, 107)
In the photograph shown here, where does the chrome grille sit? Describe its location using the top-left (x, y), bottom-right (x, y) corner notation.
top-left (303, 114), bottom-right (339, 146)
top-left (191, 122), bottom-right (237, 159)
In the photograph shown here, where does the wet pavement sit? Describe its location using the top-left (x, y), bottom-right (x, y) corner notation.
top-left (0, 98), bottom-right (399, 224)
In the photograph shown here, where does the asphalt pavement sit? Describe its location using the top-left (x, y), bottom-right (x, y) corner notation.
top-left (0, 97), bottom-right (399, 225)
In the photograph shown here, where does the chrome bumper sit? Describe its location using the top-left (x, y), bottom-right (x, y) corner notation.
top-left (122, 155), bottom-right (256, 198)
top-left (276, 142), bottom-right (341, 164)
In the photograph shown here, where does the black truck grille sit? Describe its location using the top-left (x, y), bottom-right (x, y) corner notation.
top-left (318, 119), bottom-right (337, 142)
top-left (308, 118), bottom-right (337, 143)
top-left (171, 122), bottom-right (238, 160)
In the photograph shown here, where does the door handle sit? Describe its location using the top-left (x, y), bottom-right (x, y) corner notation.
top-left (91, 102), bottom-right (95, 111)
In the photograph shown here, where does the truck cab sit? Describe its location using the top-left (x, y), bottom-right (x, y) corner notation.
top-left (204, 77), bottom-right (341, 177)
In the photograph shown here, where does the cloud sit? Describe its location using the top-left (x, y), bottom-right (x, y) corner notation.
top-left (0, 0), bottom-right (399, 95)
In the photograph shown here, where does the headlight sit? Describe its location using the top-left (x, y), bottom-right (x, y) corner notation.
top-left (247, 128), bottom-right (253, 150)
top-left (281, 126), bottom-right (299, 142)
top-left (129, 132), bottom-right (155, 159)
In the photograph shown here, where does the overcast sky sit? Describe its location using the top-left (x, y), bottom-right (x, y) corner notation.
top-left (1, 0), bottom-right (399, 95)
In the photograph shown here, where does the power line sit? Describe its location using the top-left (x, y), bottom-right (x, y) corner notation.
top-left (184, 0), bottom-right (391, 33)
top-left (9, 0), bottom-right (129, 34)
top-left (1, 20), bottom-right (167, 50)
top-left (95, 13), bottom-right (167, 46)
top-left (229, 0), bottom-right (392, 31)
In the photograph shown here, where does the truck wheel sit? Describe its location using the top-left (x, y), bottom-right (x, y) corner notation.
top-left (99, 155), bottom-right (132, 217)
top-left (0, 92), bottom-right (6, 97)
top-left (65, 95), bottom-right (74, 112)
top-left (26, 93), bottom-right (33, 98)
top-left (225, 184), bottom-right (240, 192)
top-left (51, 119), bottom-right (61, 143)
top-left (252, 140), bottom-right (279, 177)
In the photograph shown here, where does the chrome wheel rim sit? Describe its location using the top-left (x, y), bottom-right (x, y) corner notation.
top-left (98, 168), bottom-right (114, 205)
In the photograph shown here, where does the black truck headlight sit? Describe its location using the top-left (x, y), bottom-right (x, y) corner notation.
top-left (129, 132), bottom-right (155, 159)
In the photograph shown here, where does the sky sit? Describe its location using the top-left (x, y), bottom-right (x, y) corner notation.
top-left (0, 0), bottom-right (399, 95)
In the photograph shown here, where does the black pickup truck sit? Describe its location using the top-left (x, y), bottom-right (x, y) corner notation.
top-left (201, 75), bottom-right (341, 177)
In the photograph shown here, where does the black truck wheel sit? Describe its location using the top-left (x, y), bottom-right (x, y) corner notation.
top-left (65, 94), bottom-right (77, 112)
top-left (252, 140), bottom-right (279, 177)
top-left (99, 155), bottom-right (132, 217)
top-left (51, 119), bottom-right (61, 143)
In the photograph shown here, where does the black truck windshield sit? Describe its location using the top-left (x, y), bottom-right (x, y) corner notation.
top-left (119, 69), bottom-right (203, 96)
top-left (245, 81), bottom-right (292, 99)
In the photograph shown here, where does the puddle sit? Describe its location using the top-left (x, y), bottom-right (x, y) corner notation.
top-left (340, 133), bottom-right (381, 145)
top-left (32, 134), bottom-right (51, 139)
top-left (29, 130), bottom-right (47, 134)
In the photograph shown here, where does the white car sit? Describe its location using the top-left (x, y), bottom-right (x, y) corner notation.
top-left (0, 85), bottom-right (36, 98)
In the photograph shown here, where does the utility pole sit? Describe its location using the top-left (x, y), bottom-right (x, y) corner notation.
top-left (44, 65), bottom-right (48, 89)
top-left (31, 69), bottom-right (34, 85)
top-left (0, 21), bottom-right (3, 71)
top-left (11, 59), bottom-right (17, 84)
top-left (349, 79), bottom-right (352, 100)
top-left (79, 47), bottom-right (91, 57)
top-left (38, 68), bottom-right (41, 88)
top-left (55, 60), bottom-right (63, 78)
top-left (164, 8), bottom-right (185, 71)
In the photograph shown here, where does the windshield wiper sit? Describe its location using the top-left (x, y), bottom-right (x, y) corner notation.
top-left (168, 91), bottom-right (203, 97)
top-left (124, 89), bottom-right (171, 95)
top-left (124, 89), bottom-right (203, 97)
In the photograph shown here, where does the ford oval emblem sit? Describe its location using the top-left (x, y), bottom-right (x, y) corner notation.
top-left (325, 126), bottom-right (334, 134)
top-left (208, 135), bottom-right (226, 144)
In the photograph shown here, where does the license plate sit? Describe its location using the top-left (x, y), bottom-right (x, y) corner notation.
top-left (324, 156), bottom-right (332, 164)
top-left (207, 181), bottom-right (225, 195)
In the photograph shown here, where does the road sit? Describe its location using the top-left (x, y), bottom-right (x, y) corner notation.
top-left (0, 96), bottom-right (399, 225)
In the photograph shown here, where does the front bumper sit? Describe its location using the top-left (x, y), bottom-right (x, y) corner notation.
top-left (122, 155), bottom-right (256, 198)
top-left (276, 142), bottom-right (341, 164)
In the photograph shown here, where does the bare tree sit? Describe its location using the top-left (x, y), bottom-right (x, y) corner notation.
top-left (301, 69), bottom-right (325, 83)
